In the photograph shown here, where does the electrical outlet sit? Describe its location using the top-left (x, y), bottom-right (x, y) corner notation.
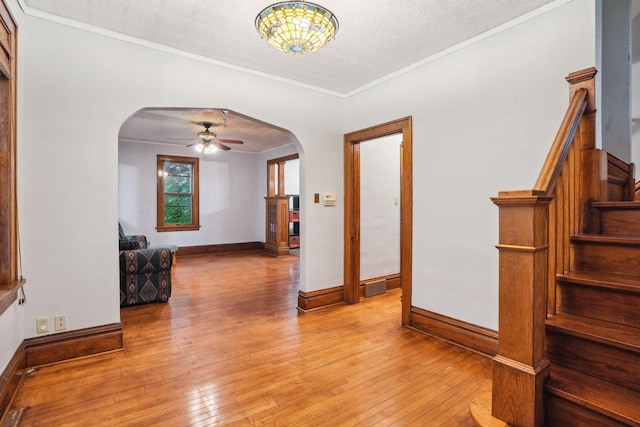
top-left (36, 317), bottom-right (49, 334)
top-left (54, 315), bottom-right (67, 331)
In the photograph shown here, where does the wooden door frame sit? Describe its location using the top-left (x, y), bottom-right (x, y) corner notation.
top-left (344, 117), bottom-right (412, 325)
top-left (264, 153), bottom-right (299, 256)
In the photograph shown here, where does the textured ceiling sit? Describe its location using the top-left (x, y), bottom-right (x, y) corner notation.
top-left (25, 0), bottom-right (637, 153)
top-left (22, 0), bottom-right (559, 95)
top-left (118, 108), bottom-right (294, 154)
top-left (20, 0), bottom-right (563, 153)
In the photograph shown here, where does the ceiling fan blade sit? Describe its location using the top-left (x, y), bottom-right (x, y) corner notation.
top-left (185, 142), bottom-right (198, 147)
top-left (214, 141), bottom-right (232, 151)
top-left (166, 137), bottom-right (195, 141)
top-left (217, 139), bottom-right (244, 144)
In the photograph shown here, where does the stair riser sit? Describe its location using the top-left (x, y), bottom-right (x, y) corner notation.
top-left (545, 394), bottom-right (631, 427)
top-left (546, 330), bottom-right (640, 390)
top-left (572, 242), bottom-right (640, 276)
top-left (557, 283), bottom-right (640, 328)
top-left (599, 209), bottom-right (640, 237)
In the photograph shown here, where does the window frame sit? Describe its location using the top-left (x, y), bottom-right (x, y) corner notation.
top-left (0, 0), bottom-right (22, 317)
top-left (156, 154), bottom-right (200, 232)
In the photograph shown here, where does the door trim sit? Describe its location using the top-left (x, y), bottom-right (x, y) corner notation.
top-left (344, 117), bottom-right (412, 325)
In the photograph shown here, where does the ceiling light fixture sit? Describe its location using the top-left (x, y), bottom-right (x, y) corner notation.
top-left (196, 142), bottom-right (218, 155)
top-left (193, 123), bottom-right (219, 154)
top-left (187, 122), bottom-right (245, 154)
top-left (255, 2), bottom-right (339, 55)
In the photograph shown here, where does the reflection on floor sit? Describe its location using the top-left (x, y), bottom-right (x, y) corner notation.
top-left (11, 250), bottom-right (491, 426)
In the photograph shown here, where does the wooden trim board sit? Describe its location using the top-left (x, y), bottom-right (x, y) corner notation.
top-left (177, 242), bottom-right (265, 257)
top-left (0, 342), bottom-right (25, 421)
top-left (298, 276), bottom-right (401, 312)
top-left (0, 279), bottom-right (24, 317)
top-left (409, 306), bottom-right (498, 357)
top-left (2, 323), bottom-right (124, 419)
top-left (344, 116), bottom-right (413, 326)
top-left (25, 323), bottom-right (124, 367)
top-left (297, 286), bottom-right (344, 311)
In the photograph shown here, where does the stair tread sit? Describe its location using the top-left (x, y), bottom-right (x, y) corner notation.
top-left (546, 313), bottom-right (640, 352)
top-left (558, 270), bottom-right (640, 294)
top-left (546, 365), bottom-right (640, 425)
top-left (593, 201), bottom-right (640, 209)
top-left (571, 234), bottom-right (640, 245)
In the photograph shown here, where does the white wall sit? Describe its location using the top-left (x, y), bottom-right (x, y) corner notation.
top-left (596, 0), bottom-right (632, 161)
top-left (345, 0), bottom-right (596, 330)
top-left (631, 63), bottom-right (640, 169)
top-left (14, 7), bottom-right (343, 345)
top-left (633, 62), bottom-right (640, 167)
top-left (0, 300), bottom-right (24, 374)
top-left (0, 0), bottom-right (602, 377)
top-left (284, 158), bottom-right (300, 195)
top-left (360, 134), bottom-right (401, 280)
top-left (631, 3), bottom-right (640, 168)
top-left (119, 141), bottom-right (263, 246)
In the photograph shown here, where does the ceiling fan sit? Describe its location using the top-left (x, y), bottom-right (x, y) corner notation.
top-left (185, 121), bottom-right (244, 154)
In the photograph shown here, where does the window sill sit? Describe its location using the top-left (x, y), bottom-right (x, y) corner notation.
top-left (156, 225), bottom-right (201, 232)
top-left (0, 278), bottom-right (26, 316)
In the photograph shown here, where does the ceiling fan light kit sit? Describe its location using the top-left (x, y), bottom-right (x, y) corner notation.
top-left (187, 121), bottom-right (245, 154)
top-left (255, 2), bottom-right (338, 55)
top-left (197, 128), bottom-right (216, 141)
top-left (196, 143), bottom-right (218, 154)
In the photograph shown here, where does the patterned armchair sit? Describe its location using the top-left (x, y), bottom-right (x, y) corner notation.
top-left (119, 223), bottom-right (148, 250)
top-left (119, 223), bottom-right (172, 306)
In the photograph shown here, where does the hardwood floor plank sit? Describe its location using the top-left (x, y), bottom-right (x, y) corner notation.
top-left (10, 251), bottom-right (491, 426)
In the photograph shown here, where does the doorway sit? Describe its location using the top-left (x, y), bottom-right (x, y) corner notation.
top-left (344, 117), bottom-right (413, 325)
top-left (265, 153), bottom-right (300, 256)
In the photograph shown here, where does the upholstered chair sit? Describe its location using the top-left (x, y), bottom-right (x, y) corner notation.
top-left (118, 223), bottom-right (172, 306)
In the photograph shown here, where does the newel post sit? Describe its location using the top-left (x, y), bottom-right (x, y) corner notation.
top-left (490, 190), bottom-right (552, 427)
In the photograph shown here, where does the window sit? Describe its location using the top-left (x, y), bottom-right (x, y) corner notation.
top-left (0, 0), bottom-right (21, 316)
top-left (156, 155), bottom-right (200, 232)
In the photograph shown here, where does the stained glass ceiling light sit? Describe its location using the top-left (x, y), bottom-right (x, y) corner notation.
top-left (255, 2), bottom-right (339, 55)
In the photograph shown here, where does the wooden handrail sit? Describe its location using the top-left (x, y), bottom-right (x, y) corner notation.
top-left (534, 88), bottom-right (588, 195)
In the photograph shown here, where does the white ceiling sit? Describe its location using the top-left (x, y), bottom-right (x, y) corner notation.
top-left (21, 0), bottom-right (638, 153)
top-left (118, 108), bottom-right (294, 153)
top-left (21, 0), bottom-right (559, 95)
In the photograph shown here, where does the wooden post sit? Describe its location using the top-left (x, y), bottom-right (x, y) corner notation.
top-left (476, 68), bottom-right (599, 427)
top-left (490, 190), bottom-right (552, 427)
top-left (267, 162), bottom-right (276, 197)
top-left (278, 161), bottom-right (286, 196)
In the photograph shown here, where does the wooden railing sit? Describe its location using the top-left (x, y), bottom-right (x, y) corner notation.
top-left (486, 68), bottom-right (599, 427)
top-left (534, 88), bottom-right (588, 195)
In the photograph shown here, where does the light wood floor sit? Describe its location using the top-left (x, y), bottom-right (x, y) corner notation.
top-left (11, 251), bottom-right (492, 426)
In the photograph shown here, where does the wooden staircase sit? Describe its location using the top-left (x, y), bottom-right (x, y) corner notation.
top-left (544, 154), bottom-right (640, 425)
top-left (471, 68), bottom-right (640, 426)
top-left (544, 202), bottom-right (640, 426)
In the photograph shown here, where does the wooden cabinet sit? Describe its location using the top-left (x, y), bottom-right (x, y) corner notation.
top-left (264, 196), bottom-right (290, 256)
top-left (288, 195), bottom-right (300, 248)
